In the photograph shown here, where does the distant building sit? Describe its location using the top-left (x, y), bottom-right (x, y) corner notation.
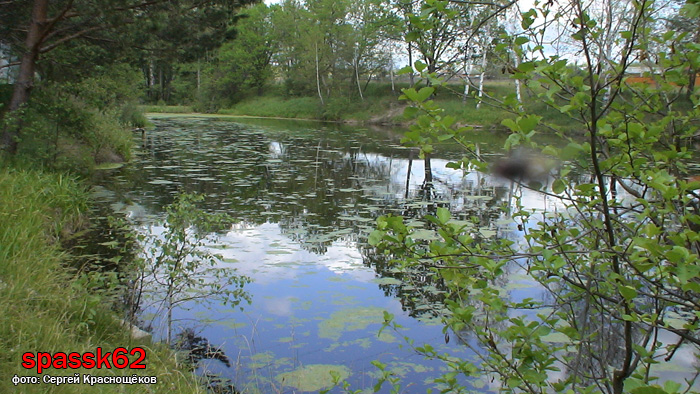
top-left (625, 62), bottom-right (699, 88)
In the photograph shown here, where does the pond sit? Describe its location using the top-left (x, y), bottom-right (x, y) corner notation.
top-left (88, 116), bottom-right (697, 393)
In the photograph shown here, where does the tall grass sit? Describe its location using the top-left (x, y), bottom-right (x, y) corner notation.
top-left (0, 167), bottom-right (204, 394)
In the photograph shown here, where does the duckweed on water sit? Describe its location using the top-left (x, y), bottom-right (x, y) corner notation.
top-left (275, 364), bottom-right (351, 392)
top-left (317, 306), bottom-right (386, 341)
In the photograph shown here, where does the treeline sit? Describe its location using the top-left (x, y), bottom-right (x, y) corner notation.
top-left (0, 0), bottom-right (256, 164)
top-left (154, 0), bottom-right (515, 112)
top-left (1, 0), bottom-right (525, 142)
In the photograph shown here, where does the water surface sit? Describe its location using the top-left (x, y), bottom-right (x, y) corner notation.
top-left (90, 117), bottom-right (522, 393)
top-left (89, 116), bottom-right (697, 393)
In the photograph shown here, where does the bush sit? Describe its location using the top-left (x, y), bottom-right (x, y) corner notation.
top-left (120, 102), bottom-right (148, 128)
top-left (3, 64), bottom-right (141, 172)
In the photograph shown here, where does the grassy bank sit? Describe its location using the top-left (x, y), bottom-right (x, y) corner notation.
top-left (0, 167), bottom-right (203, 394)
top-left (205, 81), bottom-right (573, 130)
top-left (142, 81), bottom-right (575, 132)
top-left (140, 105), bottom-right (194, 114)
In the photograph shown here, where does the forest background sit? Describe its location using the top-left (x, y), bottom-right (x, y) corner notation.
top-left (1, 0), bottom-right (699, 393)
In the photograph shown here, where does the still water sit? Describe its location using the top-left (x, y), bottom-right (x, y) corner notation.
top-left (89, 116), bottom-right (696, 393)
top-left (89, 116), bottom-right (523, 393)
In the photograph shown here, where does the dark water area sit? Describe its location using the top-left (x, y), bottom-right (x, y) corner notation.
top-left (85, 116), bottom-right (697, 393)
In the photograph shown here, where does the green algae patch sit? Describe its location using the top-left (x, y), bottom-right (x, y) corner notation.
top-left (94, 162), bottom-right (125, 170)
top-left (377, 329), bottom-right (397, 343)
top-left (275, 364), bottom-right (351, 392)
top-left (249, 351), bottom-right (275, 369)
top-left (318, 306), bottom-right (385, 341)
top-left (371, 277), bottom-right (403, 286)
top-left (324, 337), bottom-right (373, 352)
top-left (218, 319), bottom-right (246, 329)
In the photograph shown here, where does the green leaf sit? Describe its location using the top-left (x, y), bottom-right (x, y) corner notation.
top-left (402, 88), bottom-right (418, 102)
top-left (518, 115), bottom-right (541, 133)
top-left (514, 36), bottom-right (529, 46)
top-left (368, 230), bottom-right (384, 246)
top-left (403, 106), bottom-right (419, 118)
top-left (436, 207), bottom-right (450, 224)
top-left (405, 31), bottom-right (420, 41)
top-left (397, 65), bottom-right (414, 75)
top-left (502, 118), bottom-right (518, 132)
top-left (619, 285), bottom-right (637, 301)
top-left (630, 386), bottom-right (669, 394)
top-left (552, 178), bottom-right (567, 194)
top-left (519, 61), bottom-right (535, 73)
top-left (416, 87), bottom-right (435, 102)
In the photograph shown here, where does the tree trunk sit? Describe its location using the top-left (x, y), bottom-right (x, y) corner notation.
top-left (159, 67), bottom-right (164, 102)
top-left (689, 71), bottom-right (697, 100)
top-left (408, 41), bottom-right (415, 86)
top-left (149, 61), bottom-right (156, 100)
top-left (513, 49), bottom-right (522, 109)
top-left (405, 149), bottom-right (413, 199)
top-left (315, 42), bottom-right (324, 106)
top-left (513, 53), bottom-right (523, 104)
top-left (355, 50), bottom-right (364, 101)
top-left (463, 56), bottom-right (473, 103)
top-left (424, 154), bottom-right (432, 185)
top-left (2, 0), bottom-right (48, 154)
top-left (196, 60), bottom-right (201, 96)
top-left (688, 28), bottom-right (700, 100)
top-left (476, 47), bottom-right (488, 110)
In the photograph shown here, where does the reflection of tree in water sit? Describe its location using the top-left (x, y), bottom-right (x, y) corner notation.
top-left (174, 328), bottom-right (239, 394)
top-left (362, 158), bottom-right (514, 320)
top-left (104, 120), bottom-right (520, 323)
top-left (175, 328), bottom-right (231, 367)
top-left (537, 263), bottom-right (682, 391)
top-left (272, 143), bottom-right (394, 254)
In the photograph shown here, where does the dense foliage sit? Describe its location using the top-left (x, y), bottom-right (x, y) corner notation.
top-left (2, 0), bottom-right (698, 392)
top-left (0, 0), bottom-right (256, 157)
top-left (370, 0), bottom-right (700, 393)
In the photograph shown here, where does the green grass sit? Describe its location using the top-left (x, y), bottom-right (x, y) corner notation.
top-left (216, 80), bottom-right (578, 132)
top-left (141, 105), bottom-right (195, 114)
top-left (0, 166), bottom-right (204, 394)
top-left (218, 96), bottom-right (323, 119)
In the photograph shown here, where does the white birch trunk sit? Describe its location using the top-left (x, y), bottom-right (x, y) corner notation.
top-left (463, 59), bottom-right (473, 103)
top-left (476, 48), bottom-right (488, 110)
top-left (390, 52), bottom-right (395, 92)
top-left (355, 47), bottom-right (364, 101)
top-left (315, 42), bottom-right (324, 106)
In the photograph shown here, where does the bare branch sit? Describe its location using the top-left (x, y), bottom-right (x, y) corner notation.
top-left (0, 61), bottom-right (21, 70)
top-left (39, 26), bottom-right (103, 54)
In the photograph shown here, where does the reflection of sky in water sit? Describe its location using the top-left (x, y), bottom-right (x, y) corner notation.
top-left (145, 220), bottom-right (478, 393)
top-left (105, 118), bottom-right (698, 393)
top-left (216, 222), bottom-right (375, 284)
